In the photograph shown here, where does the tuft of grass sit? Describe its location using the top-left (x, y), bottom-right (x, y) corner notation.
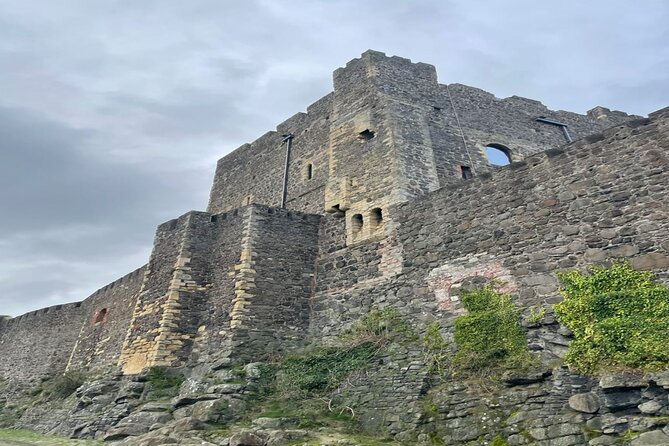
top-left (145, 367), bottom-right (185, 398)
top-left (490, 435), bottom-right (509, 446)
top-left (422, 322), bottom-right (449, 376)
top-left (39, 371), bottom-right (87, 400)
top-left (0, 428), bottom-right (102, 444)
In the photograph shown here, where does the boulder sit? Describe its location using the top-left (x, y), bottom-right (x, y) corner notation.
top-left (602, 390), bottom-right (642, 410)
top-left (265, 429), bottom-right (309, 446)
top-left (244, 362), bottom-right (267, 379)
top-left (599, 373), bottom-right (647, 390)
top-left (502, 369), bottom-right (552, 386)
top-left (173, 393), bottom-right (219, 408)
top-left (589, 436), bottom-right (615, 445)
top-left (252, 417), bottom-right (300, 429)
top-left (651, 370), bottom-right (669, 388)
top-left (171, 416), bottom-right (207, 433)
top-left (190, 397), bottom-right (245, 424)
top-left (569, 392), bottom-right (600, 413)
top-left (230, 431), bottom-right (266, 446)
top-left (104, 423), bottom-right (151, 441)
top-left (630, 430), bottom-right (669, 446)
top-left (639, 400), bottom-right (663, 414)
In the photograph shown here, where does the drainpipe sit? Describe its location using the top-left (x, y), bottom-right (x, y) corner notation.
top-left (536, 116), bottom-right (572, 143)
top-left (280, 133), bottom-right (294, 208)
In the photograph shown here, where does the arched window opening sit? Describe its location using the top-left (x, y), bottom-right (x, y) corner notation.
top-left (351, 214), bottom-right (363, 236)
top-left (94, 308), bottom-right (108, 324)
top-left (306, 163), bottom-right (313, 180)
top-left (485, 144), bottom-right (512, 166)
top-left (370, 208), bottom-right (383, 227)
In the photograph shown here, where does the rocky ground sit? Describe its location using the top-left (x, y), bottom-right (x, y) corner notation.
top-left (2, 309), bottom-right (669, 445)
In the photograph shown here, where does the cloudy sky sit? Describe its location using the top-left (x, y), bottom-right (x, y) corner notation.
top-left (1, 1), bottom-right (667, 316)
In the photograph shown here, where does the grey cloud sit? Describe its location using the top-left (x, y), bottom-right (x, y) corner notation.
top-left (0, 0), bottom-right (667, 316)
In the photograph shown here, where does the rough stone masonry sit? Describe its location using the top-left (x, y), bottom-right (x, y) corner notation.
top-left (1, 50), bottom-right (668, 445)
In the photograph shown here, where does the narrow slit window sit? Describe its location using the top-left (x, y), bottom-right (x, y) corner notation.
top-left (461, 165), bottom-right (473, 180)
top-left (358, 129), bottom-right (375, 141)
top-left (306, 163), bottom-right (313, 180)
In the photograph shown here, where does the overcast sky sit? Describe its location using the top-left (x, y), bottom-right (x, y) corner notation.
top-left (1, 1), bottom-right (667, 316)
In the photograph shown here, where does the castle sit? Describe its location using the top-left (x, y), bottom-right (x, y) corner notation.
top-left (1, 50), bottom-right (667, 409)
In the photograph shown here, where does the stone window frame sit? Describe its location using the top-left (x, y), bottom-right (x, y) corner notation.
top-left (485, 143), bottom-right (513, 166)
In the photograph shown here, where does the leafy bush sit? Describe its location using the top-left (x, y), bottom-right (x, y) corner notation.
top-left (452, 285), bottom-right (533, 378)
top-left (554, 262), bottom-right (669, 374)
top-left (40, 371), bottom-right (87, 400)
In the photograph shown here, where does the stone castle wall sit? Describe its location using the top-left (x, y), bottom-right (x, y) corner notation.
top-left (0, 266), bottom-right (147, 388)
top-left (311, 107), bottom-right (669, 341)
top-left (305, 107), bottom-right (669, 434)
top-left (66, 266), bottom-right (147, 373)
top-left (207, 50), bottom-right (633, 237)
top-left (0, 303), bottom-right (84, 387)
top-left (117, 205), bottom-right (321, 373)
top-left (0, 51), bottom-right (657, 396)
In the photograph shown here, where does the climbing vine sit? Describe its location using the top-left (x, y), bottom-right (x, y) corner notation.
top-left (554, 262), bottom-right (669, 374)
top-left (452, 285), bottom-right (533, 379)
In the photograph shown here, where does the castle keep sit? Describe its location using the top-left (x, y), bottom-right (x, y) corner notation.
top-left (1, 51), bottom-right (668, 441)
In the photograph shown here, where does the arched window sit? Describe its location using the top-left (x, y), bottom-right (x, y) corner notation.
top-left (370, 208), bottom-right (383, 228)
top-left (94, 308), bottom-right (108, 324)
top-left (485, 144), bottom-right (512, 166)
top-left (351, 214), bottom-right (363, 236)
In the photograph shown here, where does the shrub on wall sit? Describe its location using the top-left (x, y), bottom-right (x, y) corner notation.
top-left (554, 262), bottom-right (669, 374)
top-left (452, 285), bottom-right (533, 379)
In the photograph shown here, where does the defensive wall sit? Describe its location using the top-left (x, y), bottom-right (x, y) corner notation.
top-left (0, 50), bottom-right (653, 394)
top-left (118, 205), bottom-right (321, 374)
top-left (0, 265), bottom-right (145, 390)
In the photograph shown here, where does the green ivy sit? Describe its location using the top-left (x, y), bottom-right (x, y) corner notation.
top-left (452, 286), bottom-right (533, 378)
top-left (277, 307), bottom-right (414, 397)
top-left (554, 262), bottom-right (669, 374)
top-left (277, 343), bottom-right (378, 396)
